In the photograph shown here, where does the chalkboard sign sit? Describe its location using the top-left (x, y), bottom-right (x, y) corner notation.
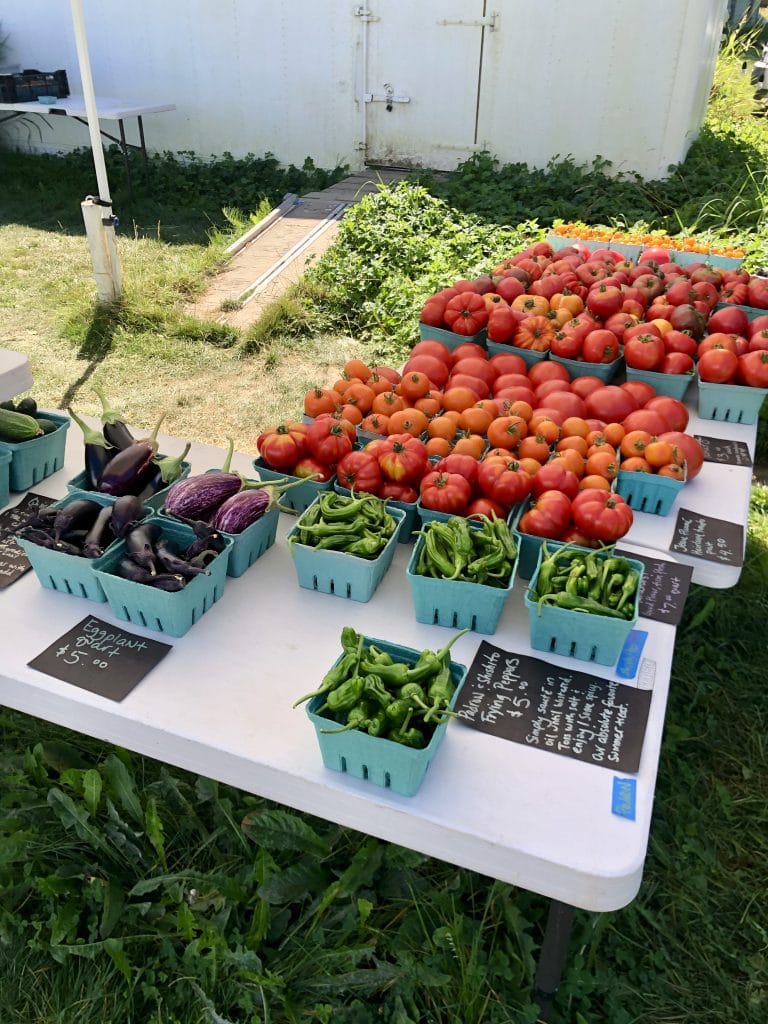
top-left (454, 642), bottom-right (653, 773)
top-left (0, 492), bottom-right (57, 589)
top-left (694, 435), bottom-right (753, 467)
top-left (615, 549), bottom-right (693, 625)
top-left (28, 615), bottom-right (172, 701)
top-left (670, 508), bottom-right (744, 566)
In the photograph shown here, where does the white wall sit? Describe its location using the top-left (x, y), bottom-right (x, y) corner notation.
top-left (0, 0), bottom-right (727, 179)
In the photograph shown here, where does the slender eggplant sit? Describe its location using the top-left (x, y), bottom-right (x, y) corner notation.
top-left (124, 522), bottom-right (162, 574)
top-left (93, 382), bottom-right (135, 450)
top-left (68, 408), bottom-right (114, 488)
top-left (184, 529), bottom-right (226, 561)
top-left (82, 504), bottom-right (114, 558)
top-left (188, 548), bottom-right (221, 568)
top-left (18, 526), bottom-right (57, 549)
top-left (116, 558), bottom-right (186, 591)
top-left (135, 442), bottom-right (191, 501)
top-left (154, 538), bottom-right (210, 577)
top-left (146, 574), bottom-right (187, 592)
top-left (110, 494), bottom-right (145, 539)
top-left (53, 500), bottom-right (102, 543)
top-left (98, 412), bottom-right (166, 496)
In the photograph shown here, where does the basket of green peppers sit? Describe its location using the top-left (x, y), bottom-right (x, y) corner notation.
top-left (295, 626), bottom-right (470, 796)
top-left (406, 514), bottom-right (518, 635)
top-left (287, 491), bottom-right (405, 602)
top-left (523, 542), bottom-right (645, 667)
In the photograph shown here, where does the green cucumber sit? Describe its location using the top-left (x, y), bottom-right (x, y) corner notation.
top-left (35, 418), bottom-right (58, 435)
top-left (0, 408), bottom-right (43, 443)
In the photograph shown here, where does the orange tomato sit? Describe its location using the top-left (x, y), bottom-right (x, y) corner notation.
top-left (442, 386), bottom-right (481, 413)
top-left (556, 435), bottom-right (589, 457)
top-left (658, 462), bottom-right (685, 479)
top-left (517, 456), bottom-right (543, 476)
top-left (427, 415), bottom-right (459, 441)
top-left (644, 440), bottom-right (674, 468)
top-left (397, 370), bottom-right (432, 402)
top-left (451, 433), bottom-right (486, 459)
top-left (586, 442), bottom-right (617, 459)
top-left (486, 415), bottom-right (529, 450)
top-left (343, 381), bottom-right (376, 414)
top-left (552, 447), bottom-right (586, 477)
top-left (620, 456), bottom-right (653, 473)
top-left (585, 450), bottom-right (619, 480)
top-left (360, 412), bottom-right (389, 434)
top-left (550, 292), bottom-right (585, 317)
top-left (365, 371), bottom-right (396, 396)
top-left (620, 430), bottom-right (653, 459)
top-left (340, 403), bottom-right (363, 426)
top-left (578, 474), bottom-right (612, 491)
top-left (343, 357), bottom-right (372, 381)
top-left (372, 390), bottom-right (406, 416)
top-left (516, 434), bottom-right (551, 463)
top-left (425, 436), bottom-right (452, 458)
top-left (387, 409), bottom-right (429, 437)
top-left (459, 405), bottom-right (496, 435)
top-left (511, 294), bottom-right (550, 316)
top-left (529, 414), bottom-right (561, 444)
top-left (603, 422), bottom-right (626, 447)
top-left (504, 399), bottom-right (533, 422)
top-left (303, 387), bottom-right (340, 418)
top-left (561, 416), bottom-right (590, 439)
top-left (414, 392), bottom-right (443, 418)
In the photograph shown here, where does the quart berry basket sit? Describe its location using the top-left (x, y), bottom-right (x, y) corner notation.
top-left (696, 377), bottom-right (768, 425)
top-left (418, 323), bottom-right (487, 350)
top-left (66, 456), bottom-right (192, 511)
top-left (287, 502), bottom-right (405, 602)
top-left (523, 545), bottom-right (644, 666)
top-left (405, 533), bottom-right (517, 634)
top-left (253, 457), bottom-right (335, 514)
top-left (15, 491), bottom-right (152, 603)
top-left (0, 448), bottom-right (10, 509)
top-left (93, 518), bottom-right (232, 637)
top-left (307, 636), bottom-right (467, 796)
top-left (615, 470), bottom-right (685, 516)
top-left (625, 366), bottom-right (694, 400)
top-left (1, 411), bottom-right (70, 491)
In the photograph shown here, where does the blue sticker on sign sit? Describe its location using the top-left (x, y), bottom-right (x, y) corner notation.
top-left (612, 777), bottom-right (637, 820)
top-left (616, 629), bottom-right (648, 679)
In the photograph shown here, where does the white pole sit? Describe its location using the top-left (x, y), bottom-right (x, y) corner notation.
top-left (69, 0), bottom-right (122, 301)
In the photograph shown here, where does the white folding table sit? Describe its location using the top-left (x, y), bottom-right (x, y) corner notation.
top-left (0, 95), bottom-right (175, 195)
top-left (2, 413), bottom-right (754, 1018)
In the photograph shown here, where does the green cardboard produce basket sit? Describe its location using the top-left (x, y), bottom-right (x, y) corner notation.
top-left (524, 545), bottom-right (643, 666)
top-left (550, 353), bottom-right (623, 382)
top-left (418, 323), bottom-right (486, 350)
top-left (625, 366), bottom-right (694, 400)
top-left (307, 636), bottom-right (467, 796)
top-left (1, 411), bottom-right (70, 491)
top-left (93, 518), bottom-right (232, 637)
top-left (615, 470), bottom-right (685, 516)
top-left (287, 502), bottom-right (405, 602)
top-left (66, 457), bottom-right (192, 511)
top-left (253, 457), bottom-right (334, 514)
top-left (696, 377), bottom-right (768, 425)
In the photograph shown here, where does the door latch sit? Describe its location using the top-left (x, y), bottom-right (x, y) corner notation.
top-left (438, 12), bottom-right (499, 30)
top-left (364, 83), bottom-right (411, 111)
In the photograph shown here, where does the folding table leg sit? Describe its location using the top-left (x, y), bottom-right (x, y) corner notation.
top-left (533, 899), bottom-right (576, 1022)
top-left (137, 116), bottom-right (151, 188)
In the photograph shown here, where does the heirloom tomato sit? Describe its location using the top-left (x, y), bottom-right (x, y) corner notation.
top-left (419, 471), bottom-right (472, 514)
top-left (571, 490), bottom-right (633, 543)
top-left (257, 422), bottom-right (308, 471)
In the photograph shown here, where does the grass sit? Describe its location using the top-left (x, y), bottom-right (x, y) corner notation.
top-left (1, 33), bottom-right (768, 1024)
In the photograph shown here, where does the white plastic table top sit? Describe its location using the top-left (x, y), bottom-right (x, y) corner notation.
top-left (0, 96), bottom-right (176, 120)
top-left (0, 349), bottom-right (33, 402)
top-left (1, 427), bottom-right (678, 914)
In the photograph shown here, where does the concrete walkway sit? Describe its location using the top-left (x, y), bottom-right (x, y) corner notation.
top-left (187, 168), bottom-right (407, 331)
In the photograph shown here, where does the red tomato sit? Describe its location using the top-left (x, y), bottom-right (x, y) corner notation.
top-left (466, 497), bottom-right (508, 520)
top-left (257, 422), bottom-right (308, 471)
top-left (748, 329), bottom-right (768, 352)
top-left (747, 277), bottom-right (768, 309)
top-left (624, 333), bottom-right (666, 371)
top-left (570, 376), bottom-right (606, 399)
top-left (305, 419), bottom-right (353, 467)
top-left (293, 456), bottom-right (334, 482)
top-left (419, 471), bottom-right (472, 514)
top-left (404, 354), bottom-right (450, 389)
top-left (621, 408), bottom-right (672, 436)
top-left (698, 333), bottom-right (739, 356)
top-left (477, 458), bottom-right (533, 506)
top-left (550, 330), bottom-right (583, 359)
top-left (379, 480), bottom-right (418, 503)
top-left (706, 306), bottom-right (750, 337)
top-left (698, 348), bottom-right (739, 384)
top-left (335, 450), bottom-right (382, 494)
top-left (658, 431), bottom-right (704, 480)
top-left (527, 360), bottom-right (571, 388)
top-left (644, 396), bottom-right (689, 432)
top-left (536, 379), bottom-right (573, 402)
top-left (378, 434), bottom-right (429, 483)
top-left (444, 292), bottom-right (490, 335)
top-left (448, 373), bottom-right (491, 399)
top-left (530, 462), bottom-right (580, 500)
top-left (738, 350), bottom-right (768, 388)
top-left (621, 381), bottom-right (656, 408)
top-left (489, 352), bottom-right (528, 376)
top-left (409, 339), bottom-right (453, 365)
top-left (663, 330), bottom-right (698, 357)
top-left (519, 490), bottom-right (573, 538)
top-left (583, 329), bottom-right (620, 364)
top-left (661, 352), bottom-right (695, 375)
top-left (434, 453), bottom-right (480, 493)
top-left (571, 490), bottom-right (633, 543)
top-left (538, 390), bottom-right (587, 421)
top-left (585, 386), bottom-right (637, 423)
top-left (586, 284), bottom-right (624, 320)
top-left (453, 357), bottom-right (497, 389)
top-left (451, 342), bottom-right (488, 364)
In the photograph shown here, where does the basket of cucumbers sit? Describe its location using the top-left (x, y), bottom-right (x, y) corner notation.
top-left (0, 397), bottom-right (70, 491)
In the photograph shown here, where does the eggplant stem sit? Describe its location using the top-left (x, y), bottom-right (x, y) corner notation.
top-left (92, 382), bottom-right (124, 426)
top-left (220, 439), bottom-right (235, 474)
top-left (154, 442), bottom-right (191, 484)
top-left (142, 410), bottom-right (167, 452)
top-left (67, 407), bottom-right (112, 449)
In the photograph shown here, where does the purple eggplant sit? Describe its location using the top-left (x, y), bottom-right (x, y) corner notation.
top-left (117, 558), bottom-right (186, 591)
top-left (163, 472), bottom-right (243, 519)
top-left (110, 495), bottom-right (145, 539)
top-left (211, 488), bottom-right (270, 533)
top-left (82, 504), bottom-right (114, 558)
top-left (68, 408), bottom-right (114, 488)
top-left (93, 382), bottom-right (135, 451)
top-left (98, 413), bottom-right (165, 496)
top-left (154, 538), bottom-right (210, 577)
top-left (125, 522), bottom-right (162, 574)
top-left (53, 499), bottom-right (102, 543)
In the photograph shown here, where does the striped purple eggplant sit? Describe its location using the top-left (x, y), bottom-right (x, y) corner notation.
top-left (211, 488), bottom-right (271, 533)
top-left (163, 472), bottom-right (243, 519)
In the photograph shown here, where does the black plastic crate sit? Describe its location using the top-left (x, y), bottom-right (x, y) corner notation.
top-left (10, 69), bottom-right (70, 102)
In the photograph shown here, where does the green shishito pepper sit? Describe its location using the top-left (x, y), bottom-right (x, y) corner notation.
top-left (414, 515), bottom-right (516, 588)
top-left (297, 627), bottom-right (469, 748)
top-left (532, 543), bottom-right (640, 621)
top-left (289, 491), bottom-right (396, 559)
